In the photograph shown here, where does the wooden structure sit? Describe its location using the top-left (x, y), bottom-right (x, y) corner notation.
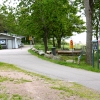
top-left (57, 50), bottom-right (82, 56)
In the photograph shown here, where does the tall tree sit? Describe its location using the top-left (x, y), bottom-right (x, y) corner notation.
top-left (30, 0), bottom-right (85, 50)
top-left (74, 0), bottom-right (100, 65)
top-left (1, 0), bottom-right (85, 53)
top-left (83, 0), bottom-right (94, 65)
top-left (93, 0), bottom-right (100, 40)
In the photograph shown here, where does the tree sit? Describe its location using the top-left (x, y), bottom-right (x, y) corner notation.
top-left (1, 0), bottom-right (85, 53)
top-left (83, 0), bottom-right (94, 65)
top-left (30, 0), bottom-right (85, 51)
top-left (74, 0), bottom-right (100, 65)
top-left (0, 5), bottom-right (9, 32)
top-left (0, 3), bottom-right (19, 34)
top-left (93, 0), bottom-right (100, 40)
top-left (0, 14), bottom-right (6, 32)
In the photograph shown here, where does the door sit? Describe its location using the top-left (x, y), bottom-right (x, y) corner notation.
top-left (8, 40), bottom-right (13, 49)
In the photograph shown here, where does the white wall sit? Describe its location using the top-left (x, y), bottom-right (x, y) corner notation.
top-left (0, 35), bottom-right (21, 49)
top-left (17, 39), bottom-right (21, 47)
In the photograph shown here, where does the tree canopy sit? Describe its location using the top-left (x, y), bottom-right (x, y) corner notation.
top-left (16, 0), bottom-right (85, 51)
top-left (0, 0), bottom-right (85, 52)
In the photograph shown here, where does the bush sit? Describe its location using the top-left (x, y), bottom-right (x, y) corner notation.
top-left (0, 44), bottom-right (2, 50)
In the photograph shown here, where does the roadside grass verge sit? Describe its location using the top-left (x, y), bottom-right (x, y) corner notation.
top-left (28, 49), bottom-right (100, 73)
top-left (51, 83), bottom-right (100, 99)
top-left (0, 62), bottom-right (23, 71)
top-left (0, 62), bottom-right (100, 100)
top-left (0, 76), bottom-right (9, 82)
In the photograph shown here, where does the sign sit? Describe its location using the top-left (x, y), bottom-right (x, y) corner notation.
top-left (92, 40), bottom-right (98, 50)
top-left (29, 36), bottom-right (32, 40)
top-left (98, 39), bottom-right (100, 44)
top-left (70, 40), bottom-right (73, 49)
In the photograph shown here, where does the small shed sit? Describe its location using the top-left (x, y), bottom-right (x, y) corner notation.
top-left (0, 33), bottom-right (23, 49)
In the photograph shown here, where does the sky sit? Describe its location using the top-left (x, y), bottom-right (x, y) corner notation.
top-left (65, 32), bottom-right (86, 45)
top-left (0, 0), bottom-right (18, 7)
top-left (66, 13), bottom-right (87, 45)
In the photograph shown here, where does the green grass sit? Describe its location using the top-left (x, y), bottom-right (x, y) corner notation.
top-left (34, 44), bottom-right (53, 51)
top-left (51, 83), bottom-right (100, 100)
top-left (14, 78), bottom-right (32, 84)
top-left (0, 76), bottom-right (9, 82)
top-left (0, 93), bottom-right (31, 100)
top-left (0, 62), bottom-right (54, 82)
top-left (28, 49), bottom-right (100, 73)
top-left (0, 75), bottom-right (32, 84)
top-left (11, 94), bottom-right (22, 100)
top-left (0, 93), bottom-right (8, 99)
top-left (0, 62), bottom-right (23, 71)
top-left (0, 62), bottom-right (100, 99)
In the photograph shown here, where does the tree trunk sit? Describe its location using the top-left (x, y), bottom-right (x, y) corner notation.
top-left (96, 19), bottom-right (99, 40)
top-left (83, 0), bottom-right (93, 65)
top-left (52, 37), bottom-right (55, 47)
top-left (43, 27), bottom-right (48, 53)
top-left (57, 38), bottom-right (61, 48)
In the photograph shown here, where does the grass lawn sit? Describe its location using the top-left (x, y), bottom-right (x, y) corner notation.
top-left (0, 62), bottom-right (100, 100)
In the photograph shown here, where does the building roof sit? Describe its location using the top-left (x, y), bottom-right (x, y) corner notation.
top-left (0, 33), bottom-right (22, 39)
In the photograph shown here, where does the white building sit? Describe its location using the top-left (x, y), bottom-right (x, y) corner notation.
top-left (0, 33), bottom-right (23, 49)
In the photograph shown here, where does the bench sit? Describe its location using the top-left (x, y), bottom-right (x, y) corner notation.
top-left (57, 50), bottom-right (82, 56)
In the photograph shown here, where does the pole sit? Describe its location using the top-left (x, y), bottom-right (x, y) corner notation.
top-left (30, 40), bottom-right (32, 48)
top-left (92, 49), bottom-right (94, 68)
top-left (72, 48), bottom-right (74, 63)
top-left (97, 41), bottom-right (99, 69)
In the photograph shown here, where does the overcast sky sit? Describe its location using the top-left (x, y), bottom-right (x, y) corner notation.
top-left (0, 0), bottom-right (3, 5)
top-left (0, 0), bottom-right (18, 7)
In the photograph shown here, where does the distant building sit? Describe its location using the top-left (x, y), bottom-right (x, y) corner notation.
top-left (0, 33), bottom-right (24, 49)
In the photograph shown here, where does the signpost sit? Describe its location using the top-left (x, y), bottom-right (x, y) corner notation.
top-left (29, 36), bottom-right (32, 48)
top-left (92, 40), bottom-right (99, 69)
top-left (29, 36), bottom-right (32, 41)
top-left (70, 40), bottom-right (74, 62)
top-left (70, 40), bottom-right (73, 49)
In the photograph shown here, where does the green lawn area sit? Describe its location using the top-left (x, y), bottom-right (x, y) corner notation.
top-left (29, 44), bottom-right (100, 73)
top-left (0, 62), bottom-right (100, 100)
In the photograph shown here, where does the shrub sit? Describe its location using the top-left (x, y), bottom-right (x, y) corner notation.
top-left (0, 44), bottom-right (2, 50)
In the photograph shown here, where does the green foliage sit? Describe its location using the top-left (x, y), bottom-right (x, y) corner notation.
top-left (0, 93), bottom-right (8, 99)
top-left (30, 0), bottom-right (85, 42)
top-left (92, 0), bottom-right (100, 39)
top-left (74, 0), bottom-right (100, 40)
top-left (0, 13), bottom-right (6, 32)
top-left (0, 5), bottom-right (17, 33)
top-left (0, 44), bottom-right (2, 49)
top-left (0, 0), bottom-right (86, 52)
top-left (0, 76), bottom-right (8, 82)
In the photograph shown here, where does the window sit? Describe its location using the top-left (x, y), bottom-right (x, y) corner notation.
top-left (0, 39), bottom-right (6, 45)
